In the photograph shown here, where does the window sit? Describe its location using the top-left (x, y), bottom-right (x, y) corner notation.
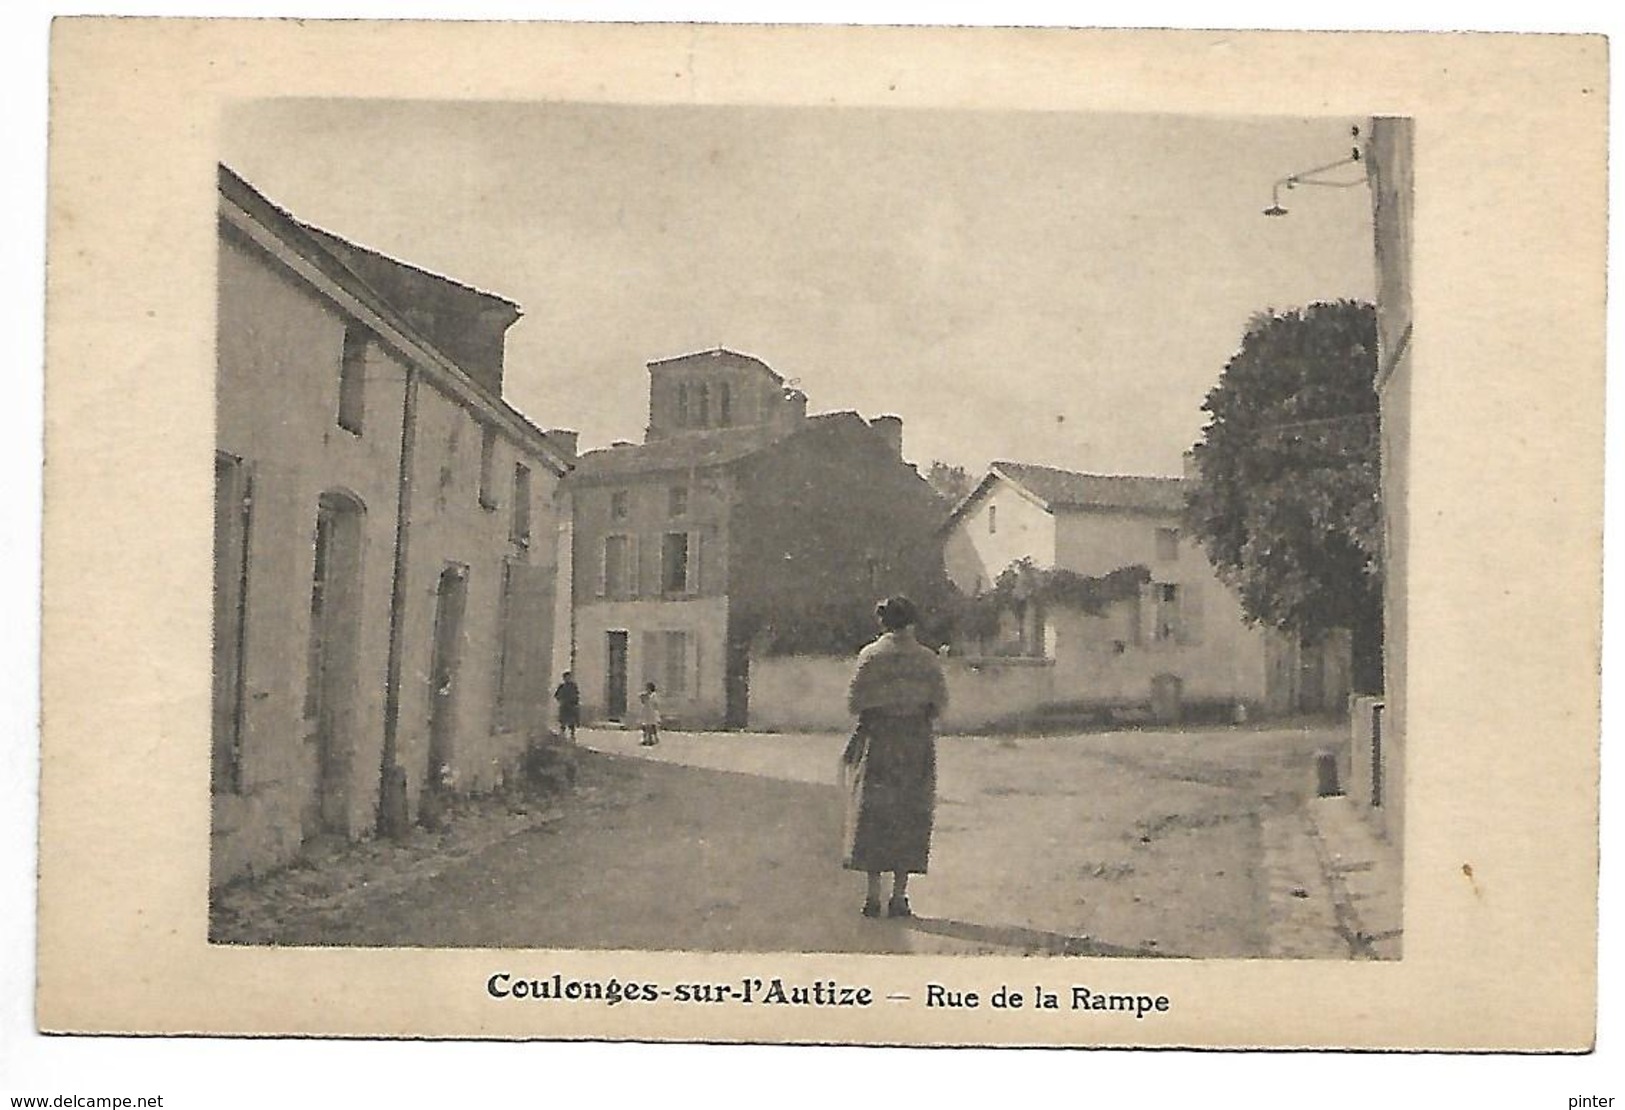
top-left (478, 425), bottom-right (498, 509)
top-left (662, 532), bottom-right (690, 593)
top-left (602, 534), bottom-right (634, 597)
top-left (988, 505), bottom-right (997, 534)
top-left (511, 464), bottom-right (532, 546)
top-left (663, 630), bottom-right (689, 696)
top-left (1152, 583), bottom-right (1182, 642)
top-left (337, 324), bottom-right (367, 434)
top-left (212, 454), bottom-right (253, 794)
top-left (677, 383), bottom-right (690, 428)
top-left (610, 489), bottom-right (629, 521)
top-left (669, 486), bottom-right (688, 518)
top-left (641, 630), bottom-right (691, 697)
top-left (718, 382), bottom-right (732, 427)
top-left (696, 383), bottom-right (711, 427)
top-left (1156, 527), bottom-right (1180, 562)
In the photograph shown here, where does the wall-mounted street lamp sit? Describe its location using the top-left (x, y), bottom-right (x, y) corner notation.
top-left (1263, 126), bottom-right (1368, 217)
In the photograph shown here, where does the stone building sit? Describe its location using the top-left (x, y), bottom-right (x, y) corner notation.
top-left (212, 165), bottom-right (573, 886)
top-left (941, 460), bottom-right (1349, 719)
top-left (562, 349), bottom-right (945, 729)
top-left (1356, 116), bottom-right (1414, 843)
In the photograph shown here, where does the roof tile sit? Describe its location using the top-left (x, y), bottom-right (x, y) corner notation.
top-left (992, 461), bottom-right (1187, 513)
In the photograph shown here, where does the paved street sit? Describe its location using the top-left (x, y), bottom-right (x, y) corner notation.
top-left (219, 723), bottom-right (1381, 958)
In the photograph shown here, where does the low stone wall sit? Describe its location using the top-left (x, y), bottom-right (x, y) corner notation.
top-left (746, 654), bottom-right (852, 732)
top-left (942, 658), bottom-right (1055, 731)
top-left (747, 653), bottom-right (1056, 733)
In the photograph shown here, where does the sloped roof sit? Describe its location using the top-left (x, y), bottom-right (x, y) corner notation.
top-left (217, 164), bottom-right (572, 474)
top-left (298, 224), bottom-right (519, 319)
top-left (567, 426), bottom-right (786, 481)
top-left (220, 166), bottom-right (519, 334)
top-left (565, 412), bottom-right (871, 483)
top-left (993, 462), bottom-right (1187, 513)
top-left (943, 460), bottom-right (1187, 530)
top-left (646, 347), bottom-right (786, 384)
top-left (297, 224), bottom-right (521, 391)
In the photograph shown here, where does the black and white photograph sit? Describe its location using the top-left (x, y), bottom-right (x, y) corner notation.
top-left (207, 101), bottom-right (1407, 962)
top-left (25, 18), bottom-right (1606, 1062)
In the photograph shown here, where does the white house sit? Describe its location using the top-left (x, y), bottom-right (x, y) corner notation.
top-left (942, 461), bottom-right (1348, 719)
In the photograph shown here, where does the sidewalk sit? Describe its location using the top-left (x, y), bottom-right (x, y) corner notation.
top-left (1260, 793), bottom-right (1402, 959)
top-left (1307, 794), bottom-right (1404, 959)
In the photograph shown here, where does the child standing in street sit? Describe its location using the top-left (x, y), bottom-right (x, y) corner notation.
top-left (638, 682), bottom-right (661, 746)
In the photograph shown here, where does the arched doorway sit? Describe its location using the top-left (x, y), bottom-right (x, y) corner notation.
top-left (303, 490), bottom-right (366, 838)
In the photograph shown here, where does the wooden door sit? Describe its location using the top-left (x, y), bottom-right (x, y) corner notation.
top-left (427, 564), bottom-right (469, 787)
top-left (605, 631), bottom-right (629, 720)
top-left (305, 491), bottom-right (364, 836)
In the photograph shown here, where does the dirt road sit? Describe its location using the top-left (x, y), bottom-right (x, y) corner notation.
top-left (222, 724), bottom-right (1341, 957)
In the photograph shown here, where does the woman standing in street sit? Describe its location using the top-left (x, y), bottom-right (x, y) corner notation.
top-left (842, 595), bottom-right (948, 919)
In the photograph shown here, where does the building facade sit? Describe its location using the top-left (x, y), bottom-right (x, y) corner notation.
top-left (942, 461), bottom-right (1347, 718)
top-left (212, 166), bottom-right (572, 886)
top-left (564, 349), bottom-right (945, 729)
top-left (1362, 116), bottom-right (1413, 843)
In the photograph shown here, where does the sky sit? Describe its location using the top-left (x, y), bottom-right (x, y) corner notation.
top-left (223, 100), bottom-right (1377, 478)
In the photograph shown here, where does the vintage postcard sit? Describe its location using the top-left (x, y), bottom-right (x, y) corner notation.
top-left (37, 20), bottom-right (1605, 1048)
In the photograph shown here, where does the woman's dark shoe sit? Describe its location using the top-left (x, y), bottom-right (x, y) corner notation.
top-left (862, 899), bottom-right (882, 919)
top-left (887, 896), bottom-right (912, 919)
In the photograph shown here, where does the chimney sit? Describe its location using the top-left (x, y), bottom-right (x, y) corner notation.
top-left (870, 414), bottom-right (904, 457)
top-left (783, 388), bottom-right (809, 426)
top-left (545, 428), bottom-right (579, 458)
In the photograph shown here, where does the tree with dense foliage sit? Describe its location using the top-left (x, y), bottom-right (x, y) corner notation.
top-left (1184, 300), bottom-right (1384, 693)
top-left (925, 460), bottom-right (975, 505)
top-left (745, 571), bottom-right (965, 656)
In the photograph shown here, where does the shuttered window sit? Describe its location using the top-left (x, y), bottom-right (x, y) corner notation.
top-left (603, 534), bottom-right (630, 597)
top-left (1155, 527), bottom-right (1180, 562)
top-left (1148, 582), bottom-right (1182, 643)
top-left (640, 630), bottom-right (690, 696)
top-left (478, 425), bottom-right (498, 509)
top-left (337, 324), bottom-right (367, 435)
top-left (642, 630), bottom-right (662, 688)
top-left (511, 463), bottom-right (532, 547)
top-left (1176, 582), bottom-right (1205, 645)
top-left (662, 532), bottom-right (689, 593)
top-left (663, 631), bottom-right (689, 696)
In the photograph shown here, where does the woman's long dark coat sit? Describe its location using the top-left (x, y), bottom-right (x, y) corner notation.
top-left (841, 631), bottom-right (948, 875)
